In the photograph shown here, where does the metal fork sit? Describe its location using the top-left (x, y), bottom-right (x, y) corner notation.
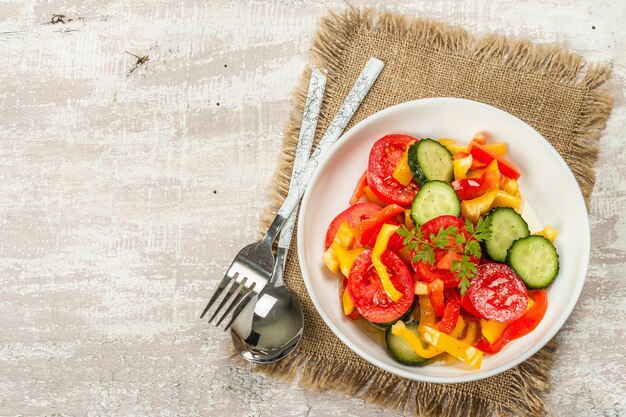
top-left (200, 58), bottom-right (385, 328)
top-left (200, 67), bottom-right (326, 326)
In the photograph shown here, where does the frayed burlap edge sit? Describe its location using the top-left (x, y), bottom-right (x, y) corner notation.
top-left (255, 8), bottom-right (612, 417)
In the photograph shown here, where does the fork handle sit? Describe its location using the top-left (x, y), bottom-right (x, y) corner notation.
top-left (277, 67), bottom-right (326, 250)
top-left (261, 57), bottom-right (385, 246)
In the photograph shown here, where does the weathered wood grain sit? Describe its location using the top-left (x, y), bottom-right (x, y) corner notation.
top-left (0, 0), bottom-right (623, 416)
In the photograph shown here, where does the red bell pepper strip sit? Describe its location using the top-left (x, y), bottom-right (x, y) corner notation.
top-left (349, 171), bottom-right (368, 206)
top-left (475, 290), bottom-right (548, 354)
top-left (354, 204), bottom-right (405, 245)
top-left (469, 142), bottom-right (521, 180)
top-left (461, 293), bottom-right (483, 318)
top-left (435, 289), bottom-right (461, 334)
top-left (452, 169), bottom-right (500, 200)
top-left (428, 279), bottom-right (445, 317)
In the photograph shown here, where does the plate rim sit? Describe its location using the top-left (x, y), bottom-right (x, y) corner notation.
top-left (297, 97), bottom-right (589, 383)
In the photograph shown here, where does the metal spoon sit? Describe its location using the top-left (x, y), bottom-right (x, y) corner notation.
top-left (229, 58), bottom-right (385, 363)
top-left (230, 247), bottom-right (304, 363)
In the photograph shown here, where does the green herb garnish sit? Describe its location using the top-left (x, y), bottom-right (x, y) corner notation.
top-left (398, 217), bottom-right (492, 294)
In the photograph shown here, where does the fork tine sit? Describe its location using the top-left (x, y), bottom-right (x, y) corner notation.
top-left (216, 281), bottom-right (256, 327)
top-left (208, 274), bottom-right (244, 323)
top-left (223, 283), bottom-right (257, 331)
top-left (200, 271), bottom-right (238, 319)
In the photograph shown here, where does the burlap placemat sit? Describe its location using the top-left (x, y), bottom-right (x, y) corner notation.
top-left (256, 8), bottom-right (612, 417)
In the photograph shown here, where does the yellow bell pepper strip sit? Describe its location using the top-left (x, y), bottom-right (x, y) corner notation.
top-left (466, 159), bottom-right (499, 178)
top-left (461, 320), bottom-right (480, 345)
top-left (363, 185), bottom-right (386, 206)
top-left (453, 153), bottom-right (473, 180)
top-left (414, 281), bottom-right (429, 295)
top-left (322, 222), bottom-right (358, 275)
top-left (334, 222), bottom-right (355, 248)
top-left (485, 143), bottom-right (507, 156)
top-left (461, 191), bottom-right (496, 223)
top-left (422, 322), bottom-right (483, 369)
top-left (334, 245), bottom-right (366, 277)
top-left (342, 286), bottom-right (356, 316)
top-left (400, 298), bottom-right (467, 360)
top-left (461, 189), bottom-right (522, 223)
top-left (492, 189), bottom-right (522, 210)
top-left (443, 318), bottom-right (478, 363)
top-left (438, 138), bottom-right (468, 154)
top-left (371, 224), bottom-right (403, 302)
top-left (471, 133), bottom-right (487, 145)
top-left (392, 146), bottom-right (414, 186)
top-left (534, 225), bottom-right (558, 243)
top-left (322, 248), bottom-right (340, 273)
top-left (393, 316), bottom-right (469, 359)
top-left (479, 319), bottom-right (508, 344)
top-left (499, 175), bottom-right (519, 195)
top-left (404, 209), bottom-right (415, 230)
top-left (391, 321), bottom-right (442, 359)
top-left (418, 294), bottom-right (437, 330)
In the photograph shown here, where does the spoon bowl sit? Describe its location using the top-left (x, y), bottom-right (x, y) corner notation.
top-left (230, 281), bottom-right (304, 364)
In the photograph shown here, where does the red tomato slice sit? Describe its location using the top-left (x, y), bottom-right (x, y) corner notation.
top-left (325, 203), bottom-right (381, 248)
top-left (467, 263), bottom-right (528, 323)
top-left (475, 290), bottom-right (547, 354)
top-left (410, 216), bottom-right (480, 288)
top-left (367, 134), bottom-right (419, 207)
top-left (460, 293), bottom-right (483, 318)
top-left (348, 249), bottom-right (414, 324)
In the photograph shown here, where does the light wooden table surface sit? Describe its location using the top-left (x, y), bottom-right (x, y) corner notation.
top-left (0, 1), bottom-right (624, 416)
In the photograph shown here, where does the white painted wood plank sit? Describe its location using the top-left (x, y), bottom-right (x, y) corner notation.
top-left (0, 0), bottom-right (623, 415)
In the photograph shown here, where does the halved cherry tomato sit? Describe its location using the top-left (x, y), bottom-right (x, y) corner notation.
top-left (467, 263), bottom-right (528, 323)
top-left (356, 204), bottom-right (405, 246)
top-left (367, 134), bottom-right (419, 207)
top-left (435, 289), bottom-right (461, 334)
top-left (411, 216), bottom-right (481, 288)
top-left (452, 169), bottom-right (500, 200)
top-left (476, 290), bottom-right (547, 354)
top-left (325, 203), bottom-right (381, 248)
top-left (348, 249), bottom-right (414, 323)
top-left (468, 142), bottom-right (520, 180)
top-left (349, 171), bottom-right (368, 206)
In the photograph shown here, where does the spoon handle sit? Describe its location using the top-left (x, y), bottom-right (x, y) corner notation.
top-left (261, 57), bottom-right (385, 246)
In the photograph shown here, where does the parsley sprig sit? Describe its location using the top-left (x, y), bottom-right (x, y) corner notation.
top-left (397, 217), bottom-right (492, 294)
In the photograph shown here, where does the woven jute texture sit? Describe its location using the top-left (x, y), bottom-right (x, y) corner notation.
top-left (254, 9), bottom-right (612, 417)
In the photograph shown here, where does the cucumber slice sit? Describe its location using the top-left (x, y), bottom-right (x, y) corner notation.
top-left (508, 235), bottom-right (559, 289)
top-left (411, 181), bottom-right (461, 225)
top-left (483, 208), bottom-right (530, 262)
top-left (385, 322), bottom-right (428, 365)
top-left (408, 139), bottom-right (454, 185)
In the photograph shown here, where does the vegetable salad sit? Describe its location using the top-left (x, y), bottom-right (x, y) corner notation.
top-left (323, 133), bottom-right (559, 369)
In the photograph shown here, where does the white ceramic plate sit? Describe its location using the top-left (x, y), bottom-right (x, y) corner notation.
top-left (297, 98), bottom-right (589, 383)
